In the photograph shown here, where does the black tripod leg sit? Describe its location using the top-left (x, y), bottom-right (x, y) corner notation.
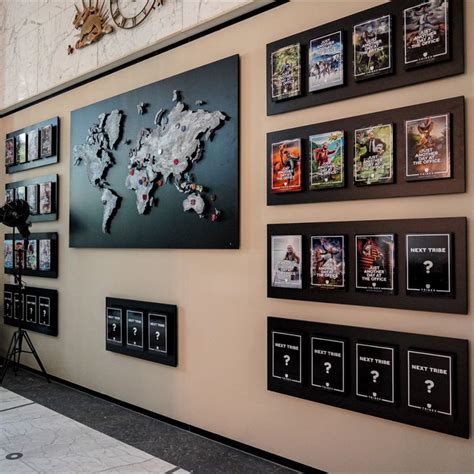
top-left (0, 332), bottom-right (18, 385)
top-left (24, 332), bottom-right (50, 383)
top-left (14, 331), bottom-right (24, 376)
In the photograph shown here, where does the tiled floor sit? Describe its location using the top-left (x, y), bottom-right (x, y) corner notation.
top-left (1, 369), bottom-right (298, 473)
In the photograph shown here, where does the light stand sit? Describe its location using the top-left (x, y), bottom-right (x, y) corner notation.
top-left (0, 200), bottom-right (50, 385)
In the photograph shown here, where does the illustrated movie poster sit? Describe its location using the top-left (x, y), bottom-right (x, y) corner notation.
top-left (406, 233), bottom-right (451, 294)
top-left (15, 240), bottom-right (25, 269)
top-left (26, 240), bottom-right (38, 271)
top-left (40, 125), bottom-right (54, 158)
top-left (271, 43), bottom-right (302, 101)
top-left (39, 239), bottom-right (51, 271)
top-left (16, 186), bottom-right (26, 202)
top-left (353, 15), bottom-right (392, 80)
top-left (39, 182), bottom-right (53, 214)
top-left (356, 234), bottom-right (395, 292)
top-left (309, 31), bottom-right (344, 92)
top-left (310, 131), bottom-right (344, 190)
top-left (27, 129), bottom-right (40, 162)
top-left (27, 184), bottom-right (38, 214)
top-left (4, 240), bottom-right (13, 269)
top-left (5, 138), bottom-right (15, 166)
top-left (354, 124), bottom-right (393, 185)
top-left (271, 139), bottom-right (302, 193)
top-left (5, 188), bottom-right (15, 203)
top-left (311, 236), bottom-right (345, 289)
top-left (404, 0), bottom-right (449, 67)
top-left (271, 235), bottom-right (302, 289)
top-left (16, 133), bottom-right (27, 164)
top-left (405, 113), bottom-right (450, 180)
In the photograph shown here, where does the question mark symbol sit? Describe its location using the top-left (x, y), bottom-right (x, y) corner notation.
top-left (283, 355), bottom-right (290, 366)
top-left (324, 362), bottom-right (332, 374)
top-left (133, 327), bottom-right (137, 335)
top-left (155, 331), bottom-right (160, 340)
top-left (112, 323), bottom-right (116, 331)
top-left (371, 370), bottom-right (380, 383)
top-left (425, 380), bottom-right (435, 393)
top-left (423, 260), bottom-right (434, 274)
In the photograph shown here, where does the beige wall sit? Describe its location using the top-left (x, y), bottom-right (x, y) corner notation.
top-left (1, 1), bottom-right (474, 471)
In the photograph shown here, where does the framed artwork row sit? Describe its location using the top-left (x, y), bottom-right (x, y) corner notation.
top-left (105, 297), bottom-right (178, 367)
top-left (4, 285), bottom-right (58, 337)
top-left (267, 96), bottom-right (465, 206)
top-left (267, 0), bottom-right (464, 115)
top-left (4, 232), bottom-right (58, 279)
top-left (267, 218), bottom-right (467, 315)
top-left (268, 317), bottom-right (469, 438)
top-left (5, 175), bottom-right (59, 222)
top-left (5, 117), bottom-right (59, 174)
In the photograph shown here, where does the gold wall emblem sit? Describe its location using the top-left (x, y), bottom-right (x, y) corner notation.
top-left (73, 0), bottom-right (114, 50)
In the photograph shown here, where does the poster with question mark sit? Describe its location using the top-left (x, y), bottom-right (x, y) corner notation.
top-left (26, 295), bottom-right (37, 323)
top-left (271, 331), bottom-right (302, 383)
top-left (406, 234), bottom-right (452, 294)
top-left (148, 313), bottom-right (167, 353)
top-left (356, 343), bottom-right (395, 404)
top-left (311, 337), bottom-right (345, 392)
top-left (126, 310), bottom-right (144, 348)
top-left (106, 307), bottom-right (122, 343)
top-left (408, 350), bottom-right (453, 416)
top-left (38, 296), bottom-right (50, 326)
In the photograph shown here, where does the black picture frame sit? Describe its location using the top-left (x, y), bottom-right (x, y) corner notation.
top-left (4, 284), bottom-right (58, 337)
top-left (105, 297), bottom-right (178, 367)
top-left (5, 175), bottom-right (59, 222)
top-left (267, 97), bottom-right (465, 206)
top-left (268, 317), bottom-right (469, 438)
top-left (266, 0), bottom-right (464, 115)
top-left (5, 117), bottom-right (59, 174)
top-left (267, 217), bottom-right (467, 315)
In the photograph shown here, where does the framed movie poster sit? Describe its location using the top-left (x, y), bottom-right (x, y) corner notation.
top-left (39, 239), bottom-right (51, 271)
top-left (16, 133), bottom-right (27, 164)
top-left (39, 182), bottom-right (53, 214)
top-left (309, 131), bottom-right (344, 190)
top-left (26, 295), bottom-right (37, 323)
top-left (148, 313), bottom-right (167, 353)
top-left (27, 129), bottom-right (40, 162)
top-left (5, 188), bottom-right (15, 204)
top-left (356, 343), bottom-right (395, 404)
top-left (271, 139), bottom-right (302, 193)
top-left (27, 184), bottom-right (39, 214)
top-left (354, 124), bottom-right (393, 186)
top-left (271, 331), bottom-right (302, 383)
top-left (353, 15), bottom-right (392, 81)
top-left (3, 240), bottom-right (13, 269)
top-left (5, 137), bottom-right (15, 166)
top-left (271, 235), bottom-right (302, 289)
top-left (271, 43), bottom-right (302, 101)
top-left (405, 113), bottom-right (451, 181)
top-left (309, 31), bottom-right (344, 92)
top-left (311, 337), bottom-right (345, 393)
top-left (126, 310), bottom-right (144, 349)
top-left (26, 240), bottom-right (38, 271)
top-left (106, 307), bottom-right (122, 344)
top-left (14, 240), bottom-right (25, 269)
top-left (408, 350), bottom-right (453, 416)
top-left (40, 124), bottom-right (54, 158)
top-left (406, 233), bottom-right (451, 295)
top-left (4, 291), bottom-right (13, 319)
top-left (39, 297), bottom-right (50, 326)
top-left (404, 0), bottom-right (449, 68)
top-left (16, 186), bottom-right (26, 202)
top-left (355, 234), bottom-right (395, 292)
top-left (14, 293), bottom-right (24, 320)
top-left (310, 236), bottom-right (345, 289)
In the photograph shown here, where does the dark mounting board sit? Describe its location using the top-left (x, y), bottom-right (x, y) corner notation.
top-left (5, 232), bottom-right (58, 279)
top-left (267, 218), bottom-right (467, 314)
top-left (268, 317), bottom-right (469, 438)
top-left (5, 117), bottom-right (60, 173)
top-left (5, 174), bottom-right (59, 223)
top-left (266, 0), bottom-right (464, 115)
top-left (4, 284), bottom-right (58, 337)
top-left (70, 55), bottom-right (240, 249)
top-left (267, 97), bottom-right (465, 205)
top-left (105, 297), bottom-right (178, 367)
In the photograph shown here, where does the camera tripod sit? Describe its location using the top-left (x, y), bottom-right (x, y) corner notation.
top-left (0, 233), bottom-right (50, 385)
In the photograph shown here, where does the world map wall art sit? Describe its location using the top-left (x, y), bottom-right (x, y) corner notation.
top-left (69, 56), bottom-right (240, 249)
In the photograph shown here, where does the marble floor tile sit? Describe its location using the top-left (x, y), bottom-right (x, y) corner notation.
top-left (0, 386), bottom-right (31, 411)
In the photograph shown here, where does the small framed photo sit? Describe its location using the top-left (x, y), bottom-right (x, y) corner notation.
top-left (16, 133), bottom-right (27, 164)
top-left (353, 15), bottom-right (393, 81)
top-left (5, 137), bottom-right (15, 166)
top-left (271, 43), bottom-right (302, 101)
top-left (40, 124), bottom-right (54, 158)
top-left (311, 235), bottom-right (345, 289)
top-left (271, 235), bottom-right (302, 289)
top-left (27, 184), bottom-right (39, 214)
top-left (310, 131), bottom-right (344, 190)
top-left (271, 139), bottom-right (302, 193)
top-left (309, 31), bottom-right (344, 92)
top-left (39, 182), bottom-right (53, 214)
top-left (27, 129), bottom-right (40, 162)
top-left (39, 239), bottom-right (51, 271)
top-left (404, 0), bottom-right (450, 68)
top-left (26, 240), bottom-right (38, 271)
top-left (354, 124), bottom-right (394, 186)
top-left (405, 113), bottom-right (451, 181)
top-left (16, 186), bottom-right (26, 202)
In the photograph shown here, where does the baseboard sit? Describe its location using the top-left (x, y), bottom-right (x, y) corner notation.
top-left (2, 360), bottom-right (324, 474)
